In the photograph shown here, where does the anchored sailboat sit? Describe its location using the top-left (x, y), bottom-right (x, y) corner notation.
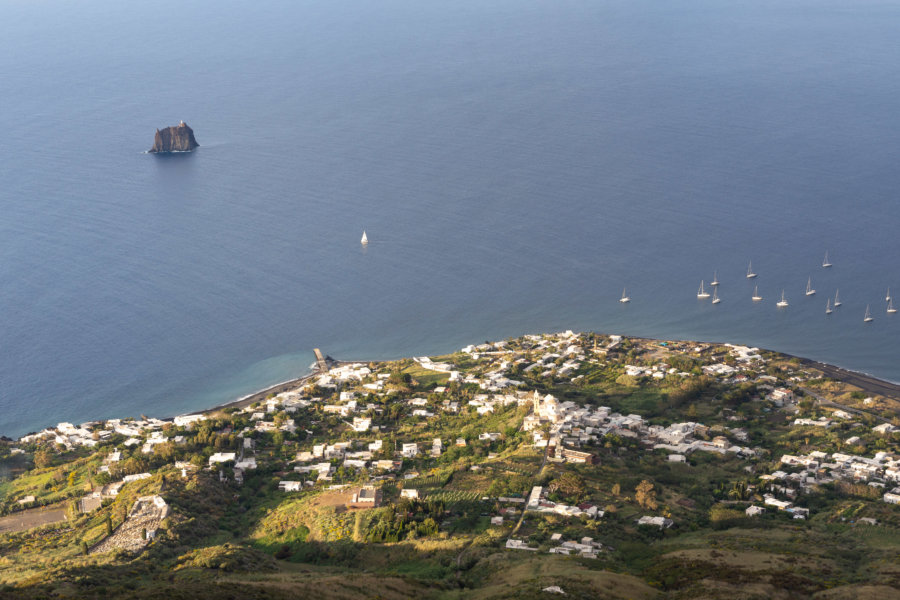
top-left (805, 277), bottom-right (816, 296)
top-left (697, 281), bottom-right (711, 299)
top-left (826, 299), bottom-right (833, 315)
top-left (712, 288), bottom-right (721, 304)
top-left (822, 251), bottom-right (832, 268)
top-left (834, 289), bottom-right (842, 307)
top-left (360, 230), bottom-right (369, 245)
top-left (752, 285), bottom-right (762, 302)
top-left (776, 290), bottom-right (789, 308)
top-left (711, 271), bottom-right (719, 287)
top-left (619, 288), bottom-right (630, 303)
top-left (864, 305), bottom-right (874, 323)
top-left (888, 299), bottom-right (897, 314)
top-left (746, 260), bottom-right (757, 279)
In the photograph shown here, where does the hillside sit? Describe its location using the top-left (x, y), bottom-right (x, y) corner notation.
top-left (1, 331), bottom-right (899, 599)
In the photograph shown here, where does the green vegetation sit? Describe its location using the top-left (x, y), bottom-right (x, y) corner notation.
top-left (1, 331), bottom-right (898, 599)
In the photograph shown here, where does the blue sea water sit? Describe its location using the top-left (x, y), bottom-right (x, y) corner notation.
top-left (1, 0), bottom-right (900, 437)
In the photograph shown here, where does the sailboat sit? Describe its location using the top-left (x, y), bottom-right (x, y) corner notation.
top-left (711, 270), bottom-right (719, 286)
top-left (805, 277), bottom-right (816, 296)
top-left (825, 299), bottom-right (833, 315)
top-left (888, 299), bottom-right (897, 314)
top-left (360, 230), bottom-right (369, 245)
top-left (864, 305), bottom-right (873, 323)
top-left (822, 251), bottom-right (832, 268)
top-left (712, 288), bottom-right (721, 304)
top-left (697, 280), bottom-right (711, 299)
top-left (619, 288), bottom-right (630, 303)
top-left (834, 289), bottom-right (842, 307)
top-left (776, 290), bottom-right (789, 308)
top-left (752, 285), bottom-right (762, 302)
top-left (746, 260), bottom-right (757, 279)
top-left (886, 288), bottom-right (892, 303)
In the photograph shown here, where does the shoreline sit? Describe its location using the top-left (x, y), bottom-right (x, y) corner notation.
top-left (7, 333), bottom-right (900, 441)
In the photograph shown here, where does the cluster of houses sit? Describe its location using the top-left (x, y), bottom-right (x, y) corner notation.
top-left (8, 329), bottom-right (899, 561)
top-left (506, 533), bottom-right (604, 558)
top-left (753, 449), bottom-right (900, 508)
top-left (525, 485), bottom-right (603, 519)
top-left (524, 390), bottom-right (759, 464)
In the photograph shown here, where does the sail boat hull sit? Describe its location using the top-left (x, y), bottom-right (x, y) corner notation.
top-left (697, 280), bottom-right (710, 299)
top-left (776, 290), bottom-right (788, 308)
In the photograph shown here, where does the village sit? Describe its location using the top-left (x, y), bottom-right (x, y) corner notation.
top-left (4, 329), bottom-right (899, 570)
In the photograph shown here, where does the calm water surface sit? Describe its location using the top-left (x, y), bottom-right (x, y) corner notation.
top-left (1, 0), bottom-right (899, 437)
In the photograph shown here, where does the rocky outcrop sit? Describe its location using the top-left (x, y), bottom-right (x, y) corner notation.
top-left (149, 121), bottom-right (199, 153)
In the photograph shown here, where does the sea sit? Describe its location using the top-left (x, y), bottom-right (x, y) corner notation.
top-left (1, 0), bottom-right (899, 438)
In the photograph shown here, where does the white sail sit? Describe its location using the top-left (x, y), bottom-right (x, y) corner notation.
top-left (361, 230), bottom-right (368, 245)
top-left (864, 304), bottom-right (873, 322)
top-left (619, 288), bottom-right (630, 303)
top-left (746, 260), bottom-right (757, 279)
top-left (697, 280), bottom-right (710, 299)
top-left (776, 290), bottom-right (788, 308)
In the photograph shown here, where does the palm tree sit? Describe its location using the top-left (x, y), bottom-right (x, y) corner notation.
top-left (728, 480), bottom-right (750, 501)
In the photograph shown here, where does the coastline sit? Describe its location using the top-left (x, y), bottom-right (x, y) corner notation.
top-left (623, 335), bottom-right (900, 399)
top-left (193, 359), bottom-right (375, 418)
top-left (191, 334), bottom-right (900, 422)
top-left (8, 334), bottom-right (900, 441)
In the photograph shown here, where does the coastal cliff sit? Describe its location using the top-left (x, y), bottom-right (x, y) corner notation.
top-left (149, 121), bottom-right (199, 153)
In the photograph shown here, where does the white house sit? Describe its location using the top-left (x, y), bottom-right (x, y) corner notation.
top-left (401, 443), bottom-right (418, 458)
top-left (174, 414), bottom-right (207, 428)
top-left (637, 516), bottom-right (673, 529)
top-left (209, 452), bottom-right (237, 466)
top-left (352, 417), bottom-right (371, 432)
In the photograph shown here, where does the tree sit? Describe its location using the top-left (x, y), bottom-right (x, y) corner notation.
top-left (728, 480), bottom-right (750, 501)
top-left (34, 449), bottom-right (53, 469)
top-left (635, 480), bottom-right (658, 510)
top-left (548, 472), bottom-right (587, 503)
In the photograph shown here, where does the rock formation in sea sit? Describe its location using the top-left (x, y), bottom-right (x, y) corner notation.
top-left (149, 120), bottom-right (199, 153)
